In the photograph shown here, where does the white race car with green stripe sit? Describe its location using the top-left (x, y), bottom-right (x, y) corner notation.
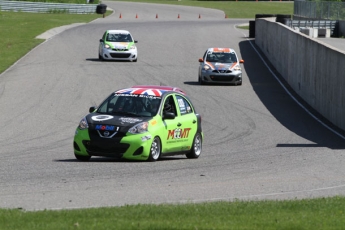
top-left (99, 29), bottom-right (138, 62)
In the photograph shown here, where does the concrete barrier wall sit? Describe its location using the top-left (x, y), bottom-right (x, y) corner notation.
top-left (255, 19), bottom-right (345, 131)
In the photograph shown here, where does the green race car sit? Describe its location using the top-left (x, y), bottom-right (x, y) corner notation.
top-left (73, 85), bottom-right (203, 162)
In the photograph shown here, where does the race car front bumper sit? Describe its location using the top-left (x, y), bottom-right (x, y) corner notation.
top-left (100, 48), bottom-right (137, 61)
top-left (74, 128), bottom-right (152, 160)
top-left (201, 70), bottom-right (242, 85)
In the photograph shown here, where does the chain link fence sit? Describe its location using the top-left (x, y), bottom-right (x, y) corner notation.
top-left (294, 0), bottom-right (345, 20)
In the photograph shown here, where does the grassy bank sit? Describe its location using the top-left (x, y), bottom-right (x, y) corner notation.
top-left (1, 197), bottom-right (345, 229)
top-left (122, 0), bottom-right (294, 19)
top-left (0, 12), bottom-right (101, 74)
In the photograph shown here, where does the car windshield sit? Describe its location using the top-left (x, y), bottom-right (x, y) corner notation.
top-left (106, 33), bottom-right (133, 42)
top-left (206, 52), bottom-right (237, 63)
top-left (97, 94), bottom-right (161, 117)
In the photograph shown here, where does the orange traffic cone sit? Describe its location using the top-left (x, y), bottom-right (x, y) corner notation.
top-left (178, 14), bottom-right (180, 19)
top-left (119, 13), bottom-right (122, 18)
top-left (136, 14), bottom-right (138, 18)
top-left (225, 14), bottom-right (228, 19)
top-left (156, 14), bottom-right (158, 18)
top-left (198, 14), bottom-right (201, 19)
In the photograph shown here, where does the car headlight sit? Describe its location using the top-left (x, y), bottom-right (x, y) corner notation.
top-left (104, 44), bottom-right (111, 49)
top-left (128, 122), bottom-right (148, 134)
top-left (202, 64), bottom-right (211, 71)
top-left (130, 45), bottom-right (136, 50)
top-left (78, 117), bottom-right (89, 130)
top-left (233, 65), bottom-right (242, 71)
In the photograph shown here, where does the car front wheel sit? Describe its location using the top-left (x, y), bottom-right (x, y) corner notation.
top-left (186, 132), bottom-right (202, 159)
top-left (99, 53), bottom-right (104, 61)
top-left (198, 76), bottom-right (205, 85)
top-left (148, 136), bottom-right (161, 162)
top-left (75, 153), bottom-right (91, 161)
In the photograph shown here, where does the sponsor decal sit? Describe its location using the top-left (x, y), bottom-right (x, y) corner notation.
top-left (115, 93), bottom-right (161, 99)
top-left (119, 117), bottom-right (143, 124)
top-left (95, 125), bottom-right (115, 131)
top-left (141, 135), bottom-right (152, 141)
top-left (151, 120), bottom-right (157, 126)
top-left (177, 99), bottom-right (186, 114)
top-left (91, 115), bottom-right (114, 121)
top-left (167, 128), bottom-right (191, 140)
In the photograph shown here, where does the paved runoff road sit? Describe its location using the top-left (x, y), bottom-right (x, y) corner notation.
top-left (0, 1), bottom-right (345, 211)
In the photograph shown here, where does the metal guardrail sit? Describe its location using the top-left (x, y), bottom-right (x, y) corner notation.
top-left (0, 1), bottom-right (97, 14)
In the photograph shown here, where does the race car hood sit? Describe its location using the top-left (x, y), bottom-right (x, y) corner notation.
top-left (106, 42), bottom-right (135, 50)
top-left (205, 62), bottom-right (238, 70)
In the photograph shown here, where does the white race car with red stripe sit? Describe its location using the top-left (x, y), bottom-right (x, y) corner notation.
top-left (198, 48), bottom-right (244, 85)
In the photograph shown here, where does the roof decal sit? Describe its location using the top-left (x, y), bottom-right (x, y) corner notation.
top-left (115, 88), bottom-right (166, 96)
top-left (212, 48), bottom-right (231, 53)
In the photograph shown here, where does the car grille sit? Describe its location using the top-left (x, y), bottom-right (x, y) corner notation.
top-left (210, 75), bottom-right (235, 82)
top-left (212, 70), bottom-right (232, 73)
top-left (89, 126), bottom-right (124, 139)
top-left (82, 140), bottom-right (130, 157)
top-left (110, 53), bottom-right (131, 58)
top-left (112, 48), bottom-right (129, 51)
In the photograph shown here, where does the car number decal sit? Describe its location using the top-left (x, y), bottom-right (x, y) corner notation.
top-left (91, 115), bottom-right (114, 121)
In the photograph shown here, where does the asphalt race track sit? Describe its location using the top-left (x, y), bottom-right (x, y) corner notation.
top-left (0, 1), bottom-right (345, 211)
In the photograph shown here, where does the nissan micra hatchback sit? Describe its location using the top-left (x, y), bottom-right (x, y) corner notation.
top-left (99, 30), bottom-right (138, 62)
top-left (74, 86), bottom-right (203, 162)
top-left (198, 48), bottom-right (244, 85)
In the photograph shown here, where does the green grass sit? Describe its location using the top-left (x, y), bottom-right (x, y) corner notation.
top-left (1, 1), bottom-right (337, 230)
top-left (0, 12), bottom-right (101, 74)
top-left (1, 197), bottom-right (345, 229)
top-left (122, 0), bottom-right (294, 19)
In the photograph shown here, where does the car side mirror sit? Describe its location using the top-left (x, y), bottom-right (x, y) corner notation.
top-left (89, 106), bottom-right (97, 113)
top-left (134, 40), bottom-right (138, 43)
top-left (239, 59), bottom-right (244, 63)
top-left (198, 58), bottom-right (203, 62)
top-left (100, 39), bottom-right (104, 42)
top-left (163, 112), bottom-right (175, 120)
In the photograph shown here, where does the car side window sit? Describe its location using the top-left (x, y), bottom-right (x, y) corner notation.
top-left (176, 95), bottom-right (193, 115)
top-left (163, 95), bottom-right (177, 116)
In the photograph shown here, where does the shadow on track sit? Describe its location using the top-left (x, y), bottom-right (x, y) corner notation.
top-left (239, 40), bottom-right (345, 150)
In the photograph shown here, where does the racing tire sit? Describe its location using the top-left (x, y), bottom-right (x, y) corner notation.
top-left (198, 76), bottom-right (205, 85)
top-left (148, 136), bottom-right (161, 162)
top-left (99, 53), bottom-right (103, 61)
top-left (186, 132), bottom-right (202, 159)
top-left (132, 59), bottom-right (137, 62)
top-left (75, 153), bottom-right (91, 161)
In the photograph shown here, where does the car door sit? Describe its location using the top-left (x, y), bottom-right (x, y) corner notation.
top-left (174, 95), bottom-right (198, 151)
top-left (160, 94), bottom-right (183, 153)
